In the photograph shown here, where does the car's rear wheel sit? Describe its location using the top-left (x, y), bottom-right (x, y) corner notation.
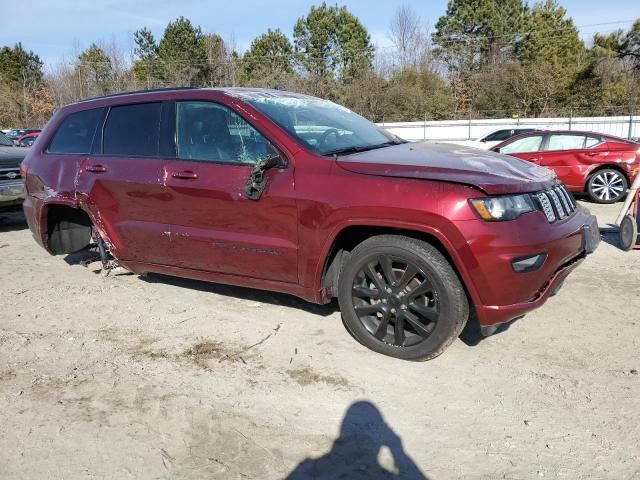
top-left (337, 235), bottom-right (469, 361)
top-left (587, 169), bottom-right (628, 203)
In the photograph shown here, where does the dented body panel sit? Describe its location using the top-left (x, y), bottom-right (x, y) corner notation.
top-left (23, 87), bottom-right (595, 329)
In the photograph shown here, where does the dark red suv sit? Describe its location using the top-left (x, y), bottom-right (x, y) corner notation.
top-left (492, 130), bottom-right (640, 203)
top-left (21, 88), bottom-right (600, 360)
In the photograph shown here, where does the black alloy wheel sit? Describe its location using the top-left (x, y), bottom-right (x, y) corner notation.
top-left (338, 235), bottom-right (469, 361)
top-left (351, 254), bottom-right (440, 348)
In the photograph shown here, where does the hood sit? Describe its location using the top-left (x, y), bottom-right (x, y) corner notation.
top-left (0, 145), bottom-right (27, 169)
top-left (336, 141), bottom-right (556, 195)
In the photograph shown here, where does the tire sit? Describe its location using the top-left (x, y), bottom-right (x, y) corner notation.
top-left (587, 168), bottom-right (628, 204)
top-left (619, 215), bottom-right (638, 251)
top-left (337, 235), bottom-right (469, 361)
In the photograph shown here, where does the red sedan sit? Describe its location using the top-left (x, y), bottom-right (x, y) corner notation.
top-left (16, 132), bottom-right (40, 148)
top-left (492, 130), bottom-right (640, 203)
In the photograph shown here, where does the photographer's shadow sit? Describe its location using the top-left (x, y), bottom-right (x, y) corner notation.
top-left (286, 401), bottom-right (429, 479)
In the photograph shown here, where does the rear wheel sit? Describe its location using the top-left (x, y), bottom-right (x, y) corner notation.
top-left (587, 169), bottom-right (627, 203)
top-left (337, 235), bottom-right (469, 361)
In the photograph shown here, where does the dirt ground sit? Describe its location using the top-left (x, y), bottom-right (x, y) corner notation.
top-left (1, 201), bottom-right (639, 480)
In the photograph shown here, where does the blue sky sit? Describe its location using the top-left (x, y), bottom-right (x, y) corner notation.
top-left (3, 0), bottom-right (639, 67)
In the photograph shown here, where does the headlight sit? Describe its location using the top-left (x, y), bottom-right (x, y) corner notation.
top-left (469, 194), bottom-right (536, 221)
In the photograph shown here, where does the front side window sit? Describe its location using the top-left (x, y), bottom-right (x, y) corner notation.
top-left (176, 101), bottom-right (271, 164)
top-left (103, 102), bottom-right (162, 157)
top-left (546, 134), bottom-right (593, 151)
top-left (244, 95), bottom-right (398, 155)
top-left (498, 135), bottom-right (544, 154)
top-left (48, 108), bottom-right (102, 154)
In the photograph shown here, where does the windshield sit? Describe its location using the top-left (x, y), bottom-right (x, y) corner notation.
top-left (244, 96), bottom-right (401, 155)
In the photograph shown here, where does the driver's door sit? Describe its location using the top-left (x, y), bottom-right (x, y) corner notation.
top-left (163, 100), bottom-right (299, 284)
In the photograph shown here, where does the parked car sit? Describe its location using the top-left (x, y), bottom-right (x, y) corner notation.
top-left (0, 131), bottom-right (26, 211)
top-left (21, 88), bottom-right (599, 360)
top-left (492, 130), bottom-right (640, 203)
top-left (16, 132), bottom-right (40, 148)
top-left (6, 129), bottom-right (41, 144)
top-left (447, 128), bottom-right (539, 150)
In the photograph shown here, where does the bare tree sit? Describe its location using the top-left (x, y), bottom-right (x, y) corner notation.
top-left (388, 4), bottom-right (431, 70)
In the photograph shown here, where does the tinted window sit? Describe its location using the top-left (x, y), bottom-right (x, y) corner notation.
top-left (483, 130), bottom-right (512, 142)
top-left (499, 135), bottom-right (544, 154)
top-left (20, 137), bottom-right (36, 147)
top-left (103, 103), bottom-right (161, 157)
top-left (176, 101), bottom-right (271, 164)
top-left (484, 129), bottom-right (535, 142)
top-left (547, 134), bottom-right (591, 151)
top-left (48, 108), bottom-right (102, 154)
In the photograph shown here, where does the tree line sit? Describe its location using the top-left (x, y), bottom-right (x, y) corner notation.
top-left (1, 0), bottom-right (639, 128)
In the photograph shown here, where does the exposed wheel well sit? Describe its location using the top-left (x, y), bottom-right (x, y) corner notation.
top-left (46, 205), bottom-right (92, 255)
top-left (320, 225), bottom-right (460, 295)
top-left (585, 164), bottom-right (630, 189)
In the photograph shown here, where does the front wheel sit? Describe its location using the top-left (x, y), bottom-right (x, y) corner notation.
top-left (587, 169), bottom-right (628, 203)
top-left (337, 235), bottom-right (469, 361)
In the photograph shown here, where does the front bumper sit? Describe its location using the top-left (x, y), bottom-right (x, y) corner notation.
top-left (452, 207), bottom-right (599, 332)
top-left (0, 179), bottom-right (25, 208)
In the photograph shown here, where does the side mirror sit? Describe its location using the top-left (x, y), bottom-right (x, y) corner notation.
top-left (257, 153), bottom-right (282, 171)
top-left (243, 148), bottom-right (284, 201)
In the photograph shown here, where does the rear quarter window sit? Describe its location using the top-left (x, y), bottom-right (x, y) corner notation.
top-left (48, 108), bottom-right (103, 154)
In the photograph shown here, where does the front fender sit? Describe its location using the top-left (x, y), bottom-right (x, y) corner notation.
top-left (309, 217), bottom-right (483, 310)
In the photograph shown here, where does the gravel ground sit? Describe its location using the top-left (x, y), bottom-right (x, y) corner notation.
top-left (0, 201), bottom-right (638, 480)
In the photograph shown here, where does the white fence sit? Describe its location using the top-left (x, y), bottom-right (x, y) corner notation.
top-left (378, 115), bottom-right (640, 142)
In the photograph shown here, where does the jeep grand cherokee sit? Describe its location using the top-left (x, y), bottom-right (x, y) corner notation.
top-left (21, 88), bottom-right (600, 360)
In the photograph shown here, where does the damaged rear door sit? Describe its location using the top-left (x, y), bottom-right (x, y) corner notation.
top-left (162, 100), bottom-right (298, 284)
top-left (76, 101), bottom-right (175, 264)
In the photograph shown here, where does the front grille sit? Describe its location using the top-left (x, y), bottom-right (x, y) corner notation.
top-left (0, 168), bottom-right (21, 181)
top-left (534, 184), bottom-right (577, 223)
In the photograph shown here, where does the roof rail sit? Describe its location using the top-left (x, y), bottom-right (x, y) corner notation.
top-left (76, 86), bottom-right (200, 103)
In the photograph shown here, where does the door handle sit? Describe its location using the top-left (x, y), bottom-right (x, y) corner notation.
top-left (86, 164), bottom-right (107, 173)
top-left (172, 170), bottom-right (198, 180)
top-left (527, 157), bottom-right (539, 162)
top-left (587, 152), bottom-right (599, 156)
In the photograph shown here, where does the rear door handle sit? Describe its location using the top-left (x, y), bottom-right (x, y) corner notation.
top-left (587, 152), bottom-right (599, 156)
top-left (172, 170), bottom-right (198, 180)
top-left (86, 164), bottom-right (107, 173)
top-left (527, 157), bottom-right (539, 162)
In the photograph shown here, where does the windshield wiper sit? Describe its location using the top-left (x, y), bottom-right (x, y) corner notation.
top-left (322, 141), bottom-right (401, 157)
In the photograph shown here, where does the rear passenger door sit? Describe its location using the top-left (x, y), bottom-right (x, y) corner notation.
top-left (77, 101), bottom-right (175, 264)
top-left (162, 100), bottom-right (299, 284)
top-left (537, 134), bottom-right (606, 189)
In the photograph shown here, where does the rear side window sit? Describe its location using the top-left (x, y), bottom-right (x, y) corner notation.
top-left (484, 130), bottom-right (513, 142)
top-left (103, 103), bottom-right (161, 157)
top-left (547, 134), bottom-right (590, 151)
top-left (48, 108), bottom-right (102, 154)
